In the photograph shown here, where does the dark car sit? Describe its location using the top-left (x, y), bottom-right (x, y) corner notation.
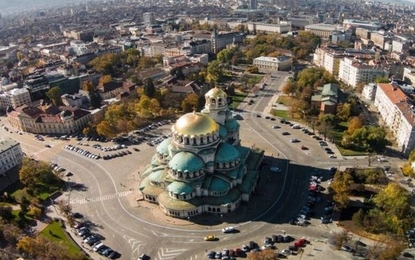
top-left (72, 212), bottom-right (83, 218)
top-left (282, 132), bottom-right (290, 135)
top-left (138, 254), bottom-right (150, 260)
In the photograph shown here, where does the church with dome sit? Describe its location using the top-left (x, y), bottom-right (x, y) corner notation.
top-left (138, 87), bottom-right (264, 219)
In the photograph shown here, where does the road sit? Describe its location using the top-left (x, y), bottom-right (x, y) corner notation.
top-left (0, 72), bottom-right (405, 260)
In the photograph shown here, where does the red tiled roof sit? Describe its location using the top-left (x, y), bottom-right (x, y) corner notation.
top-left (378, 83), bottom-right (408, 104)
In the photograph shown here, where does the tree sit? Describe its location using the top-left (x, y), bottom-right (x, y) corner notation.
top-left (329, 230), bottom-right (352, 249)
top-left (99, 75), bottom-right (112, 85)
top-left (336, 103), bottom-right (351, 122)
top-left (144, 78), bottom-right (156, 98)
top-left (330, 170), bottom-right (353, 209)
top-left (206, 60), bottom-right (223, 84)
top-left (374, 76), bottom-right (390, 84)
top-left (181, 93), bottom-right (199, 112)
top-left (45, 87), bottom-right (62, 106)
top-left (401, 163), bottom-right (414, 177)
top-left (82, 81), bottom-right (94, 92)
top-left (347, 116), bottom-right (363, 134)
top-left (96, 120), bottom-right (117, 138)
top-left (19, 159), bottom-right (57, 192)
top-left (138, 56), bottom-right (155, 69)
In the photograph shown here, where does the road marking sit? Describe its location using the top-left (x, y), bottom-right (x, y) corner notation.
top-left (123, 235), bottom-right (146, 258)
top-left (156, 248), bottom-right (187, 260)
top-left (70, 190), bottom-right (133, 204)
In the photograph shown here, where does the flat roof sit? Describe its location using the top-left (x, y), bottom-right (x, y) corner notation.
top-left (0, 138), bottom-right (20, 153)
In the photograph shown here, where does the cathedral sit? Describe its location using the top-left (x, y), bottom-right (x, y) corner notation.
top-left (138, 87), bottom-right (264, 219)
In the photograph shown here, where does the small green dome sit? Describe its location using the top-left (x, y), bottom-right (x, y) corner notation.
top-left (225, 119), bottom-right (239, 131)
top-left (167, 181), bottom-right (195, 194)
top-left (148, 168), bottom-right (167, 183)
top-left (215, 143), bottom-right (240, 163)
top-left (169, 152), bottom-right (204, 172)
top-left (219, 124), bottom-right (228, 138)
top-left (156, 137), bottom-right (171, 155)
top-left (209, 177), bottom-right (230, 193)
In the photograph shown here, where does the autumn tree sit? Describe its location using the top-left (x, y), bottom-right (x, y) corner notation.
top-left (181, 93), bottom-right (199, 112)
top-left (347, 116), bottom-right (363, 134)
top-left (45, 86), bottom-right (62, 106)
top-left (329, 170), bottom-right (353, 209)
top-left (19, 159), bottom-right (58, 192)
top-left (336, 103), bottom-right (351, 122)
top-left (96, 120), bottom-right (117, 138)
top-left (99, 75), bottom-right (113, 85)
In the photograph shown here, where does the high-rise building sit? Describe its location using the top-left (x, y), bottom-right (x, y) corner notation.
top-left (143, 12), bottom-right (155, 26)
top-left (250, 0), bottom-right (257, 9)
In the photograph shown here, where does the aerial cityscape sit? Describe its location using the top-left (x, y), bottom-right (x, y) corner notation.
top-left (1, 0), bottom-right (415, 259)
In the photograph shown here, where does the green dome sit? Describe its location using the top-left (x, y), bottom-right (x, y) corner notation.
top-left (173, 112), bottom-right (218, 136)
top-left (169, 152), bottom-right (204, 172)
top-left (148, 168), bottom-right (167, 183)
top-left (225, 119), bottom-right (240, 131)
top-left (209, 177), bottom-right (230, 193)
top-left (215, 143), bottom-right (240, 163)
top-left (167, 181), bottom-right (195, 194)
top-left (219, 124), bottom-right (228, 138)
top-left (156, 137), bottom-right (171, 155)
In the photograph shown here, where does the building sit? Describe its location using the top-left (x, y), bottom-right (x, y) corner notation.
top-left (253, 56), bottom-right (292, 72)
top-left (46, 73), bottom-right (81, 95)
top-left (339, 57), bottom-right (389, 88)
top-left (61, 93), bottom-right (89, 108)
top-left (245, 22), bottom-right (291, 34)
top-left (250, 0), bottom-right (257, 9)
top-left (97, 81), bottom-right (124, 100)
top-left (374, 83), bottom-right (415, 155)
top-left (7, 105), bottom-right (92, 135)
top-left (143, 12), bottom-right (155, 26)
top-left (0, 88), bottom-right (32, 111)
top-left (138, 87), bottom-right (264, 218)
top-left (304, 23), bottom-right (344, 39)
top-left (0, 138), bottom-right (23, 191)
top-left (362, 83), bottom-right (377, 101)
top-left (342, 19), bottom-right (381, 32)
top-left (311, 83), bottom-right (339, 114)
top-left (211, 30), bottom-right (244, 54)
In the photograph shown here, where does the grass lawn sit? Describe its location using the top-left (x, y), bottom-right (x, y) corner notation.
top-left (277, 96), bottom-right (292, 106)
top-left (40, 220), bottom-right (81, 255)
top-left (271, 109), bottom-right (289, 118)
top-left (230, 92), bottom-right (248, 110)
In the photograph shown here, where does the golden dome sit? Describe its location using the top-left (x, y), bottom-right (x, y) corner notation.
top-left (173, 112), bottom-right (218, 136)
top-left (206, 87), bottom-right (227, 98)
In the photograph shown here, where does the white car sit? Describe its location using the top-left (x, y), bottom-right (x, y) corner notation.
top-left (290, 138), bottom-right (299, 143)
top-left (222, 227), bottom-right (235, 233)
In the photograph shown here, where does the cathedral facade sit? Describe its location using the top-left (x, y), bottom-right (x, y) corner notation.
top-left (138, 87), bottom-right (263, 219)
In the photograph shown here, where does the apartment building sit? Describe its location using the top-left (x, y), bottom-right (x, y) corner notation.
top-left (0, 138), bottom-right (23, 191)
top-left (0, 88), bottom-right (32, 111)
top-left (211, 30), bottom-right (244, 54)
top-left (339, 57), bottom-right (389, 87)
top-left (253, 56), bottom-right (292, 72)
top-left (374, 83), bottom-right (415, 155)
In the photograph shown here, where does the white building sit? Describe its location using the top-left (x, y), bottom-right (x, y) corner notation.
top-left (339, 57), bottom-right (389, 87)
top-left (0, 138), bottom-right (23, 177)
top-left (362, 83), bottom-right (377, 101)
top-left (0, 88), bottom-right (32, 111)
top-left (304, 23), bottom-right (344, 39)
top-left (143, 12), bottom-right (155, 26)
top-left (374, 83), bottom-right (415, 155)
top-left (253, 56), bottom-right (292, 72)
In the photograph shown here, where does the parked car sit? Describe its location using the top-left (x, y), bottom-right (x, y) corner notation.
top-left (222, 227), bottom-right (235, 233)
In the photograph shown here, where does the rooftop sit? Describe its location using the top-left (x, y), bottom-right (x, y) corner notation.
top-left (0, 138), bottom-right (20, 153)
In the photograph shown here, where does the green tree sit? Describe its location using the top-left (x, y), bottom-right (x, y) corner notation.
top-left (45, 87), bottom-right (62, 106)
top-left (374, 76), bottom-right (390, 83)
top-left (336, 103), bottom-right (351, 121)
top-left (144, 78), bottom-right (156, 98)
top-left (206, 60), bottom-right (223, 84)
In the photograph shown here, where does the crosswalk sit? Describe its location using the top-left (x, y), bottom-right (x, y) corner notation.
top-left (70, 190), bottom-right (133, 204)
top-left (156, 248), bottom-right (187, 260)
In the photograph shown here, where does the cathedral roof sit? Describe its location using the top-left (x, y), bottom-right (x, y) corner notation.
top-left (225, 119), bottom-right (240, 131)
top-left (167, 181), bottom-right (195, 194)
top-left (173, 112), bottom-right (218, 136)
top-left (156, 137), bottom-right (171, 155)
top-left (168, 152), bottom-right (204, 172)
top-left (206, 86), bottom-right (227, 98)
top-left (215, 143), bottom-right (240, 163)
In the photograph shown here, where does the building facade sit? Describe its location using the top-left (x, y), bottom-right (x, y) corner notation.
top-left (253, 56), bottom-right (292, 72)
top-left (339, 57), bottom-right (389, 87)
top-left (7, 105), bottom-right (92, 135)
top-left (138, 87), bottom-right (264, 218)
top-left (0, 138), bottom-right (23, 191)
top-left (374, 83), bottom-right (415, 155)
top-left (0, 88), bottom-right (32, 111)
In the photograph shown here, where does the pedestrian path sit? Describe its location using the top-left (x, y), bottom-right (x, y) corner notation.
top-left (70, 190), bottom-right (133, 204)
